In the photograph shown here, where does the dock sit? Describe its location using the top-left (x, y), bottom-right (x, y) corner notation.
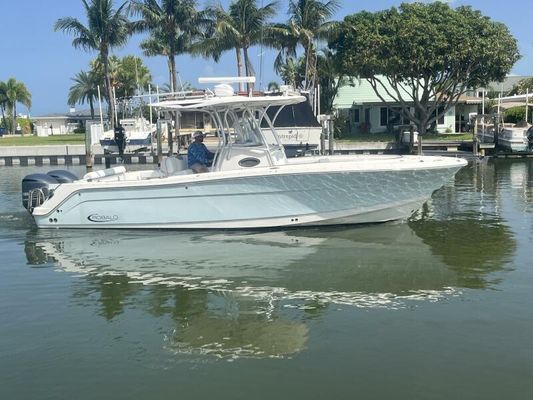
top-left (0, 145), bottom-right (158, 167)
top-left (1, 139), bottom-right (532, 167)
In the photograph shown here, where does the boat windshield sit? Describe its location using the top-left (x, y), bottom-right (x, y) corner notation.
top-left (221, 109), bottom-right (264, 147)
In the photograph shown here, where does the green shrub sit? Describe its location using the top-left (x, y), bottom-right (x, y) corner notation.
top-left (333, 113), bottom-right (350, 139)
top-left (504, 106), bottom-right (526, 124)
top-left (17, 118), bottom-right (33, 135)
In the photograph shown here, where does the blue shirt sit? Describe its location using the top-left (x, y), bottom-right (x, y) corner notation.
top-left (187, 142), bottom-right (214, 168)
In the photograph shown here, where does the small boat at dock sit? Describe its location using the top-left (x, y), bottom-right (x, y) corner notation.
top-left (99, 117), bottom-right (154, 153)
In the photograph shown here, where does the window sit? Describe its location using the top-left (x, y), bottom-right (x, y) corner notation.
top-left (352, 108), bottom-right (360, 124)
top-left (433, 106), bottom-right (445, 125)
top-left (389, 108), bottom-right (402, 125)
top-left (380, 107), bottom-right (388, 126)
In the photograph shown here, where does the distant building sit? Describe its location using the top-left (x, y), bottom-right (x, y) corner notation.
top-left (32, 108), bottom-right (213, 136)
top-left (32, 109), bottom-right (103, 136)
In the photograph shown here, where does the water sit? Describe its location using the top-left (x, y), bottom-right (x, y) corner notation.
top-left (1, 161), bottom-right (533, 399)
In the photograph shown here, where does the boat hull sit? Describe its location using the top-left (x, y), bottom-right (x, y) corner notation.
top-left (498, 128), bottom-right (529, 152)
top-left (32, 162), bottom-right (464, 229)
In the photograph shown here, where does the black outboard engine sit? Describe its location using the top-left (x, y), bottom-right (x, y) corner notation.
top-left (47, 170), bottom-right (78, 183)
top-left (21, 170), bottom-right (78, 212)
top-left (21, 174), bottom-right (58, 212)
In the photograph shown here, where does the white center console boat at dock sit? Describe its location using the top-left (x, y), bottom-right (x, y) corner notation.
top-left (22, 78), bottom-right (467, 229)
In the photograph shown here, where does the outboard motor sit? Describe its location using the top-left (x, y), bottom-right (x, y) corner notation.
top-left (47, 170), bottom-right (78, 183)
top-left (21, 174), bottom-right (58, 212)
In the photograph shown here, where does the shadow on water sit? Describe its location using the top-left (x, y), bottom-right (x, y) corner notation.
top-left (22, 215), bottom-right (515, 359)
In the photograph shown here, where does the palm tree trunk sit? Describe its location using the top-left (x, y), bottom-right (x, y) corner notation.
top-left (12, 104), bottom-right (17, 135)
top-left (303, 42), bottom-right (316, 91)
top-left (236, 48), bottom-right (244, 93)
top-left (102, 49), bottom-right (116, 130)
top-left (0, 104), bottom-right (6, 130)
top-left (168, 55), bottom-right (178, 155)
top-left (89, 98), bottom-right (95, 120)
top-left (243, 46), bottom-right (254, 94)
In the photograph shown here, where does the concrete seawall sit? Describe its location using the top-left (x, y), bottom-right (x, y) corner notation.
top-left (0, 142), bottom-right (410, 167)
top-left (0, 145), bottom-right (157, 166)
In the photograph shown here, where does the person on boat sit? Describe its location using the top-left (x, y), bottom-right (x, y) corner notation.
top-left (188, 131), bottom-right (214, 173)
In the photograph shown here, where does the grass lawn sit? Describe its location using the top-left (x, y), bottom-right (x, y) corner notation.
top-left (423, 133), bottom-right (472, 141)
top-left (0, 134), bottom-right (86, 146)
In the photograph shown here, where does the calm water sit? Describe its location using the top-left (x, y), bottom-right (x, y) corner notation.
top-left (1, 160), bottom-right (533, 399)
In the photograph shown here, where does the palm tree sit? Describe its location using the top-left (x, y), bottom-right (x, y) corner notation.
top-left (201, 0), bottom-right (278, 92)
top-left (116, 55), bottom-right (153, 98)
top-left (0, 81), bottom-right (8, 129)
top-left (55, 0), bottom-right (132, 129)
top-left (1, 78), bottom-right (32, 135)
top-left (131, 0), bottom-right (210, 153)
top-left (277, 56), bottom-right (305, 89)
top-left (68, 70), bottom-right (99, 119)
top-left (275, 0), bottom-right (339, 91)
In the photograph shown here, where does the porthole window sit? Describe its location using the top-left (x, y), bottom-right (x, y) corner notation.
top-left (238, 157), bottom-right (260, 167)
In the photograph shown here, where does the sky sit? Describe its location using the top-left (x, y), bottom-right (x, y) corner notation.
top-left (0, 0), bottom-right (532, 116)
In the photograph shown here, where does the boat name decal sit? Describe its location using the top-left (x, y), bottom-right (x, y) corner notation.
top-left (88, 214), bottom-right (119, 223)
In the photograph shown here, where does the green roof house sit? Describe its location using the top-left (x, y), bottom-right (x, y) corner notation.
top-left (333, 77), bottom-right (481, 134)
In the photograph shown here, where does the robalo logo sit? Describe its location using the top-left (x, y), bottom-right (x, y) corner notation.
top-left (87, 214), bottom-right (119, 223)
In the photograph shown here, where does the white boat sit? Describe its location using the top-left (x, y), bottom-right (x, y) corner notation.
top-left (22, 79), bottom-right (467, 229)
top-left (262, 98), bottom-right (323, 157)
top-left (498, 126), bottom-right (529, 152)
top-left (99, 117), bottom-right (154, 153)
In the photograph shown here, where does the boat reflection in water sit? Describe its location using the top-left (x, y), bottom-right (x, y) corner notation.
top-left (24, 214), bottom-right (514, 359)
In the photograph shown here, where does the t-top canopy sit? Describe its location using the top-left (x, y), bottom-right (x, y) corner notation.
top-left (152, 95), bottom-right (307, 112)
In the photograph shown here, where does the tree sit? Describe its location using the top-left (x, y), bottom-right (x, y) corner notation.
top-left (116, 55), bottom-right (152, 98)
top-left (131, 0), bottom-right (210, 154)
top-left (55, 0), bottom-right (132, 129)
top-left (0, 78), bottom-right (32, 134)
top-left (316, 47), bottom-right (346, 114)
top-left (330, 2), bottom-right (520, 134)
top-left (273, 0), bottom-right (339, 91)
top-left (0, 81), bottom-right (8, 128)
top-left (277, 56), bottom-right (305, 89)
top-left (68, 70), bottom-right (99, 119)
top-left (200, 0), bottom-right (278, 93)
top-left (508, 78), bottom-right (533, 96)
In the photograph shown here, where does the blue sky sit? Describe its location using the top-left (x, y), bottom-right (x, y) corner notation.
top-left (1, 0), bottom-right (532, 116)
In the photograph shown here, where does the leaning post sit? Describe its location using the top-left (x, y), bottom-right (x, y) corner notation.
top-left (156, 120), bottom-right (163, 167)
top-left (85, 127), bottom-right (93, 172)
top-left (473, 118), bottom-right (479, 157)
top-left (417, 131), bottom-right (423, 156)
top-left (328, 117), bottom-right (334, 155)
top-left (409, 126), bottom-right (414, 154)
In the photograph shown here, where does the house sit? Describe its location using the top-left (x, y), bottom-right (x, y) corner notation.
top-left (333, 77), bottom-right (481, 134)
top-left (33, 108), bottom-right (213, 136)
top-left (32, 109), bottom-right (102, 136)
